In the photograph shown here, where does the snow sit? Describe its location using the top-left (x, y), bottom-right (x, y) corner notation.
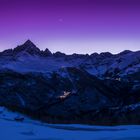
top-left (0, 106), bottom-right (140, 140)
top-left (1, 50), bottom-right (140, 78)
top-left (0, 106), bottom-right (28, 121)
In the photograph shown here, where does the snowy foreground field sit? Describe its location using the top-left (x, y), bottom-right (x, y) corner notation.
top-left (0, 107), bottom-right (140, 140)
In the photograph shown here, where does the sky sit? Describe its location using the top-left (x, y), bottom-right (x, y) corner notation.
top-left (0, 0), bottom-right (140, 54)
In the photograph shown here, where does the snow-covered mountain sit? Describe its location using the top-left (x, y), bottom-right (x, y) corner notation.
top-left (0, 40), bottom-right (140, 80)
top-left (0, 40), bottom-right (140, 125)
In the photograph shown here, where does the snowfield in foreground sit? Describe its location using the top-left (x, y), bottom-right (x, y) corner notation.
top-left (1, 119), bottom-right (140, 140)
top-left (0, 107), bottom-right (140, 140)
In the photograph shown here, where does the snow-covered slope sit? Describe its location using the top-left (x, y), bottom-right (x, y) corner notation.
top-left (1, 40), bottom-right (140, 79)
top-left (1, 106), bottom-right (140, 140)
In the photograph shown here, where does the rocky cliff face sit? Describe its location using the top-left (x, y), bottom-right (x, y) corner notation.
top-left (0, 40), bottom-right (140, 125)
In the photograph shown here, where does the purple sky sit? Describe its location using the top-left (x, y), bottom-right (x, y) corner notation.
top-left (0, 0), bottom-right (140, 54)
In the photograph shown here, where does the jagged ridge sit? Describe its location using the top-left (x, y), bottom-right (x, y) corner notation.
top-left (0, 40), bottom-right (140, 125)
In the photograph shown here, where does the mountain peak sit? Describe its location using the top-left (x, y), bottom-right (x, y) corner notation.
top-left (13, 40), bottom-right (40, 55)
top-left (23, 40), bottom-right (36, 47)
top-left (118, 50), bottom-right (132, 55)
